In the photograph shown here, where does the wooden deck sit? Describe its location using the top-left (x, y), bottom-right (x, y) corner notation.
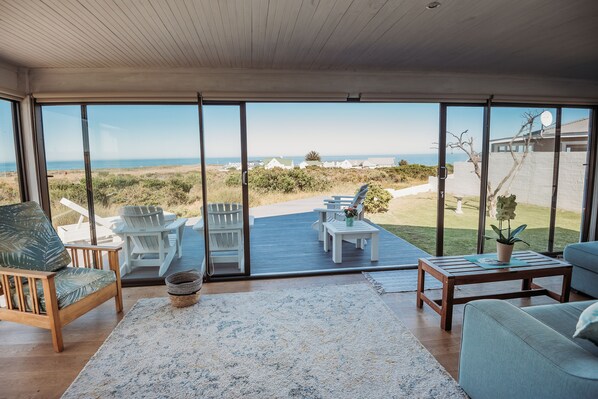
top-left (121, 211), bottom-right (429, 285)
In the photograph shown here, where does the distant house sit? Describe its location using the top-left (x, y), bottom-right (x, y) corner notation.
top-left (322, 161), bottom-right (336, 168)
top-left (299, 160), bottom-right (323, 169)
top-left (368, 157), bottom-right (395, 168)
top-left (361, 160), bottom-right (376, 169)
top-left (264, 157), bottom-right (294, 170)
top-left (337, 160), bottom-right (353, 169)
top-left (349, 159), bottom-right (366, 168)
top-left (490, 117), bottom-right (590, 153)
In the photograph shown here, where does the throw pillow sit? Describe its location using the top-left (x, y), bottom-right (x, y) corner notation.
top-left (573, 301), bottom-right (598, 346)
top-left (0, 202), bottom-right (71, 272)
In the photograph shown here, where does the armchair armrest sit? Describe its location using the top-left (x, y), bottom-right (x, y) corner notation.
top-left (459, 300), bottom-right (598, 399)
top-left (64, 244), bottom-right (122, 275)
top-left (65, 244), bottom-right (121, 252)
top-left (0, 266), bottom-right (56, 279)
top-left (0, 267), bottom-right (57, 315)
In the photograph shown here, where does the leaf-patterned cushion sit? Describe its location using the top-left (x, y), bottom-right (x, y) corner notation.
top-left (10, 267), bottom-right (116, 312)
top-left (0, 202), bottom-right (71, 272)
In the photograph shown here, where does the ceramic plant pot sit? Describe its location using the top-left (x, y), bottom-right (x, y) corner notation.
top-left (496, 242), bottom-right (514, 263)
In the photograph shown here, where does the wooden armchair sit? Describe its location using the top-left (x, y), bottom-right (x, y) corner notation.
top-left (0, 202), bottom-right (123, 353)
top-left (0, 245), bottom-right (122, 352)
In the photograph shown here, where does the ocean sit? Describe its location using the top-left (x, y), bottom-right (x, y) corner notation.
top-left (0, 153), bottom-right (469, 173)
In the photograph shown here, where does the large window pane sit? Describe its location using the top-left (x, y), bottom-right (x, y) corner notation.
top-left (246, 102), bottom-right (437, 273)
top-left (41, 105), bottom-right (87, 235)
top-left (202, 105), bottom-right (246, 276)
top-left (553, 108), bottom-right (591, 251)
top-left (86, 105), bottom-right (203, 278)
top-left (485, 107), bottom-right (557, 253)
top-left (443, 106), bottom-right (485, 255)
top-left (0, 99), bottom-right (20, 205)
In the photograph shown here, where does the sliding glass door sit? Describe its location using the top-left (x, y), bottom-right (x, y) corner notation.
top-left (441, 105), bottom-right (486, 256)
top-left (245, 102), bottom-right (439, 274)
top-left (201, 104), bottom-right (250, 277)
top-left (553, 108), bottom-right (592, 251)
top-left (41, 106), bottom-right (88, 236)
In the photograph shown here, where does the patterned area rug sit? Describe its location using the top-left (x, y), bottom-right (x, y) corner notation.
top-left (62, 284), bottom-right (465, 399)
top-left (363, 269), bottom-right (444, 294)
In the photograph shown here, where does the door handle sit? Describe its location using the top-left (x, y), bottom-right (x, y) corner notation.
top-left (439, 166), bottom-right (448, 180)
top-left (242, 171), bottom-right (248, 186)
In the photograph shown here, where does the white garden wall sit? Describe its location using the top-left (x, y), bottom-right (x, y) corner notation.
top-left (439, 152), bottom-right (587, 212)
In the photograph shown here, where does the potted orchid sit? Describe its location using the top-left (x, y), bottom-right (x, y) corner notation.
top-left (343, 206), bottom-right (358, 227)
top-left (485, 194), bottom-right (529, 263)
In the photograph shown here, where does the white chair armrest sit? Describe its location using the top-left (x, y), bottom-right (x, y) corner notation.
top-left (165, 218), bottom-right (188, 230)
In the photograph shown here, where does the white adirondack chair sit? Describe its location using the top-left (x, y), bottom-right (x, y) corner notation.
top-left (194, 203), bottom-right (248, 276)
top-left (312, 184), bottom-right (369, 240)
top-left (56, 198), bottom-right (121, 244)
top-left (113, 206), bottom-right (187, 277)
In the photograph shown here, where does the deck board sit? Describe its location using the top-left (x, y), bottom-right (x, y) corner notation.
top-left (121, 211), bottom-right (429, 284)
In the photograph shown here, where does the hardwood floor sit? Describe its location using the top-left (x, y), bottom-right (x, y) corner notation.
top-left (0, 274), bottom-right (590, 399)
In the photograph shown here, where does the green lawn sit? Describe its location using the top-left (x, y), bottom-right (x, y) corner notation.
top-left (369, 193), bottom-right (582, 256)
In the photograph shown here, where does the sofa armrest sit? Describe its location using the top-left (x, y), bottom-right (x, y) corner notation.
top-left (459, 300), bottom-right (598, 399)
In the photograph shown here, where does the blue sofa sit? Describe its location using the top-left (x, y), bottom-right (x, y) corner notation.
top-left (459, 300), bottom-right (598, 399)
top-left (564, 241), bottom-right (598, 298)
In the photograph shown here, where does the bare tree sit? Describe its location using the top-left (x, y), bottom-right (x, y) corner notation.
top-left (446, 111), bottom-right (542, 218)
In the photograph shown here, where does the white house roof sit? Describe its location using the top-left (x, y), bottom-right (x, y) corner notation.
top-left (490, 117), bottom-right (590, 145)
top-left (368, 157), bottom-right (395, 166)
top-left (264, 157), bottom-right (293, 166)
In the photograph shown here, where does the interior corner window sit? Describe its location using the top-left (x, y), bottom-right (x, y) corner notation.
top-left (0, 99), bottom-right (21, 205)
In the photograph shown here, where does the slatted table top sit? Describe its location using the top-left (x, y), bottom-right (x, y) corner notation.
top-left (323, 220), bottom-right (380, 234)
top-left (420, 251), bottom-right (572, 278)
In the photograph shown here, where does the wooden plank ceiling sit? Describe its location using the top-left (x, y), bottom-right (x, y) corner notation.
top-left (0, 0), bottom-right (597, 80)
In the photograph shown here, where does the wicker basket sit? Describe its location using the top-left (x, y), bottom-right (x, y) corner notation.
top-left (165, 270), bottom-right (203, 308)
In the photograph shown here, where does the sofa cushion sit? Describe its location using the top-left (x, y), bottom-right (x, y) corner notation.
top-left (0, 202), bottom-right (71, 272)
top-left (574, 302), bottom-right (598, 346)
top-left (10, 267), bottom-right (116, 312)
top-left (564, 241), bottom-right (598, 274)
top-left (523, 301), bottom-right (598, 356)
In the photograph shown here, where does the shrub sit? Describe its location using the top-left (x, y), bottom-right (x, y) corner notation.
top-left (364, 182), bottom-right (392, 213)
top-left (227, 168), bottom-right (327, 193)
top-left (399, 159), bottom-right (409, 166)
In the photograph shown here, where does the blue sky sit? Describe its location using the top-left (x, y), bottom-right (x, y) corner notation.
top-left (39, 103), bottom-right (591, 161)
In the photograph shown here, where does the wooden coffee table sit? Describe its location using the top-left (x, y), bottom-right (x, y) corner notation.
top-left (417, 251), bottom-right (572, 331)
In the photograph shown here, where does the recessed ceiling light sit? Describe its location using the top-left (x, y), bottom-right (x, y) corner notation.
top-left (426, 1), bottom-right (441, 9)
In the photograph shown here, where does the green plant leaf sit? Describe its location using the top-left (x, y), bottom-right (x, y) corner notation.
top-left (510, 224), bottom-right (527, 238)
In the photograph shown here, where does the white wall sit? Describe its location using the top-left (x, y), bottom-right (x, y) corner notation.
top-left (27, 68), bottom-right (598, 103)
top-left (0, 61), bottom-right (26, 97)
top-left (444, 153), bottom-right (588, 212)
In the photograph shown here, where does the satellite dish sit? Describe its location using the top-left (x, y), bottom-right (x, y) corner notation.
top-left (540, 111), bottom-right (553, 127)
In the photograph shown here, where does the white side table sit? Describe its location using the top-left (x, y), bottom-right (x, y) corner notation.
top-left (322, 220), bottom-right (380, 263)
